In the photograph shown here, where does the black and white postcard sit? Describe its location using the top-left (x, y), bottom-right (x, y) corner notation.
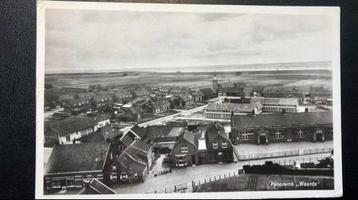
top-left (36, 1), bottom-right (342, 198)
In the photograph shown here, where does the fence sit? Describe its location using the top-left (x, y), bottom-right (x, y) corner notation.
top-left (238, 150), bottom-right (299, 161)
top-left (150, 169), bottom-right (245, 194)
top-left (302, 147), bottom-right (333, 155)
top-left (238, 147), bottom-right (333, 161)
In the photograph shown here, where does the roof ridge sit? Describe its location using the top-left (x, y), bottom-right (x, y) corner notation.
top-left (124, 151), bottom-right (147, 166)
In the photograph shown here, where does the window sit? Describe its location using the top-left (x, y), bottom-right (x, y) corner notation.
top-left (222, 141), bottom-right (227, 148)
top-left (110, 173), bottom-right (117, 181)
top-left (297, 129), bottom-right (304, 138)
top-left (120, 172), bottom-right (128, 181)
top-left (274, 130), bottom-right (284, 139)
top-left (212, 141), bottom-right (218, 149)
top-left (181, 145), bottom-right (188, 153)
top-left (241, 133), bottom-right (249, 141)
top-left (52, 181), bottom-right (61, 189)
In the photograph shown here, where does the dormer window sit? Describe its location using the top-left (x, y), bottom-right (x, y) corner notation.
top-left (213, 141), bottom-right (218, 149)
top-left (181, 144), bottom-right (188, 153)
top-left (222, 141), bottom-right (227, 148)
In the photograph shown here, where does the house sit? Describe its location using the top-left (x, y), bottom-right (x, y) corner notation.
top-left (230, 111), bottom-right (333, 145)
top-left (145, 125), bottom-right (184, 154)
top-left (218, 82), bottom-right (244, 97)
top-left (118, 124), bottom-right (147, 150)
top-left (62, 97), bottom-right (92, 113)
top-left (45, 117), bottom-right (98, 145)
top-left (198, 88), bottom-right (217, 100)
top-left (44, 141), bottom-right (113, 192)
top-left (100, 125), bottom-right (122, 143)
top-left (116, 145), bottom-right (148, 183)
top-left (309, 86), bottom-right (332, 98)
top-left (170, 130), bottom-right (199, 167)
top-left (170, 86), bottom-right (189, 94)
top-left (90, 94), bottom-right (114, 110)
top-left (250, 97), bottom-right (299, 113)
top-left (131, 140), bottom-right (154, 169)
top-left (152, 99), bottom-right (171, 113)
top-left (262, 86), bottom-right (305, 98)
top-left (113, 91), bottom-right (133, 104)
top-left (133, 87), bottom-right (151, 98)
top-left (192, 91), bottom-right (204, 103)
top-left (202, 123), bottom-right (234, 164)
top-left (78, 178), bottom-right (116, 194)
top-left (94, 113), bottom-right (111, 129)
top-left (159, 86), bottom-right (172, 94)
top-left (243, 87), bottom-right (254, 97)
top-left (58, 94), bottom-right (74, 103)
top-left (179, 94), bottom-right (194, 106)
top-left (205, 102), bottom-right (262, 120)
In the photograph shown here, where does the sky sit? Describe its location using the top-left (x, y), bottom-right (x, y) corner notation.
top-left (45, 8), bottom-right (335, 73)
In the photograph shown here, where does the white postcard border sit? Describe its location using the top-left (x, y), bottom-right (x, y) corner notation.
top-left (36, 1), bottom-right (342, 199)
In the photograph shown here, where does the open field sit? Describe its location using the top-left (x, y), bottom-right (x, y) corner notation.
top-left (45, 69), bottom-right (332, 90)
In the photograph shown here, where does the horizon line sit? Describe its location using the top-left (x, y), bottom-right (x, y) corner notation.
top-left (45, 60), bottom-right (332, 75)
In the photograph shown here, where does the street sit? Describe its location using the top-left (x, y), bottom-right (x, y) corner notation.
top-left (111, 152), bottom-right (332, 194)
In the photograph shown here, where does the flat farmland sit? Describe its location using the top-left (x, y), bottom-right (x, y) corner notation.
top-left (45, 70), bottom-right (332, 89)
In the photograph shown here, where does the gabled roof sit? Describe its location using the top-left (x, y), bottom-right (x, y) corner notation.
top-left (78, 178), bottom-right (116, 194)
top-left (93, 113), bottom-right (111, 122)
top-left (100, 126), bottom-right (122, 141)
top-left (182, 131), bottom-right (198, 149)
top-left (206, 102), bottom-right (255, 113)
top-left (132, 140), bottom-right (151, 152)
top-left (130, 124), bottom-right (147, 139)
top-left (45, 116), bottom-right (97, 137)
top-left (250, 97), bottom-right (298, 106)
top-left (199, 88), bottom-right (216, 98)
top-left (120, 134), bottom-right (135, 148)
top-left (206, 123), bottom-right (229, 142)
top-left (118, 147), bottom-right (147, 172)
top-left (232, 111), bottom-right (333, 130)
top-left (91, 94), bottom-right (113, 102)
top-left (46, 142), bottom-right (109, 174)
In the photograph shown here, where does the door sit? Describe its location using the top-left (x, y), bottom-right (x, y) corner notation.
top-left (257, 131), bottom-right (268, 145)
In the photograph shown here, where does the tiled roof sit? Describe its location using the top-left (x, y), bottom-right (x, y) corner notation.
top-left (100, 126), bottom-right (122, 141)
top-left (46, 117), bottom-right (97, 137)
top-left (232, 111), bottom-right (333, 130)
top-left (93, 113), bottom-right (111, 122)
top-left (199, 88), bottom-right (216, 98)
top-left (132, 140), bottom-right (151, 152)
top-left (130, 124), bottom-right (147, 139)
top-left (120, 134), bottom-right (135, 148)
top-left (46, 142), bottom-right (109, 174)
top-left (63, 97), bottom-right (91, 106)
top-left (78, 178), bottom-right (116, 194)
top-left (206, 102), bottom-right (255, 113)
top-left (118, 148), bottom-right (147, 172)
top-left (182, 131), bottom-right (198, 149)
top-left (250, 97), bottom-right (298, 106)
top-left (206, 123), bottom-right (229, 142)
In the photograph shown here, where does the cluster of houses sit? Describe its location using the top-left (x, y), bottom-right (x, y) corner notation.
top-left (53, 84), bottom-right (219, 122)
top-left (44, 118), bottom-right (235, 192)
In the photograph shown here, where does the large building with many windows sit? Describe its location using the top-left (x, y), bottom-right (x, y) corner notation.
top-left (250, 97), bottom-right (299, 113)
top-left (230, 111), bottom-right (333, 145)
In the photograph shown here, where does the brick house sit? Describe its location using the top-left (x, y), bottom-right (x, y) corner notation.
top-left (44, 141), bottom-right (113, 192)
top-left (170, 130), bottom-right (199, 167)
top-left (230, 111), bottom-right (333, 145)
top-left (201, 123), bottom-right (234, 164)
